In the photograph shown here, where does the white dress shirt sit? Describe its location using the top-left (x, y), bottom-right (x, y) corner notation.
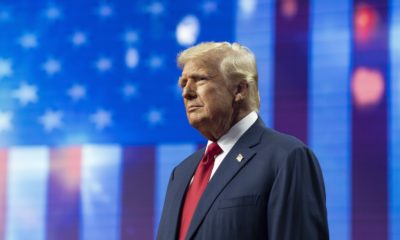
top-left (207, 111), bottom-right (258, 179)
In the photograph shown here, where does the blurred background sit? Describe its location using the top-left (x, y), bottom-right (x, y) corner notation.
top-left (0, 0), bottom-right (399, 239)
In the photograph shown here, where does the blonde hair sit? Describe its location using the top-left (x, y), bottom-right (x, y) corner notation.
top-left (177, 42), bottom-right (260, 112)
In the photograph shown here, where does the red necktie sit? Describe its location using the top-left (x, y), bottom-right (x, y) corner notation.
top-left (179, 142), bottom-right (223, 240)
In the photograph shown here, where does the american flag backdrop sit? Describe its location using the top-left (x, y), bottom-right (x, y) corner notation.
top-left (0, 0), bottom-right (399, 240)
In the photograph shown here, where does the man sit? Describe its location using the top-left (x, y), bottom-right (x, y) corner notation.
top-left (157, 42), bottom-right (329, 240)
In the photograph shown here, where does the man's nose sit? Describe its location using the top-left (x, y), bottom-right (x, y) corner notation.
top-left (182, 80), bottom-right (196, 99)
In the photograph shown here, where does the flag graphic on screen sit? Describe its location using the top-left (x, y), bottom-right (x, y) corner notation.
top-left (0, 0), bottom-right (232, 239)
top-left (0, 143), bottom-right (199, 240)
top-left (0, 0), bottom-right (399, 240)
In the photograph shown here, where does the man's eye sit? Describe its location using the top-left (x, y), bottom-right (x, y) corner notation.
top-left (179, 80), bottom-right (187, 88)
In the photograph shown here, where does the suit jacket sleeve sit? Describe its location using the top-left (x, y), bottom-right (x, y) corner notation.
top-left (267, 147), bottom-right (329, 240)
top-left (157, 167), bottom-right (177, 240)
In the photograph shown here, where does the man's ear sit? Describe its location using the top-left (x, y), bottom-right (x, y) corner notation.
top-left (234, 81), bottom-right (249, 102)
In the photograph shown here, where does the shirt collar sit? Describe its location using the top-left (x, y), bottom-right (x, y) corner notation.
top-left (207, 111), bottom-right (258, 153)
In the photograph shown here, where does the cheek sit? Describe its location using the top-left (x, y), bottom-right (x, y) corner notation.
top-left (198, 86), bottom-right (233, 112)
top-left (214, 92), bottom-right (234, 106)
top-left (200, 87), bottom-right (220, 103)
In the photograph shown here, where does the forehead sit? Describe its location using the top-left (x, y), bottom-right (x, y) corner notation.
top-left (181, 59), bottom-right (220, 76)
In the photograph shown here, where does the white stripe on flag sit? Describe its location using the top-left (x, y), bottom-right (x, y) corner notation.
top-left (235, 0), bottom-right (275, 126)
top-left (310, 0), bottom-right (352, 239)
top-left (6, 146), bottom-right (49, 240)
top-left (154, 144), bottom-right (197, 235)
top-left (81, 145), bottom-right (122, 240)
top-left (389, 3), bottom-right (400, 240)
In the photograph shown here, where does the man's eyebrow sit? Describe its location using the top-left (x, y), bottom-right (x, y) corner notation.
top-left (183, 73), bottom-right (208, 79)
top-left (178, 72), bottom-right (211, 86)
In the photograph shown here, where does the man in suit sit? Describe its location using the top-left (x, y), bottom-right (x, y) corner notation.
top-left (157, 42), bottom-right (329, 240)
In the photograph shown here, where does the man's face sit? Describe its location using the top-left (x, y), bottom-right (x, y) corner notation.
top-left (178, 59), bottom-right (235, 139)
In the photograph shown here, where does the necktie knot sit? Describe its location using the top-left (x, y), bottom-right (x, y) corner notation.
top-left (203, 142), bottom-right (222, 164)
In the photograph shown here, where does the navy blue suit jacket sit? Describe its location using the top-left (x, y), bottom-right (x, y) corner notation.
top-left (157, 118), bottom-right (329, 240)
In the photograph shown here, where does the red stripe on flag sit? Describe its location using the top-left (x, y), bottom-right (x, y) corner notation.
top-left (0, 149), bottom-right (7, 239)
top-left (47, 147), bottom-right (81, 240)
top-left (121, 146), bottom-right (155, 240)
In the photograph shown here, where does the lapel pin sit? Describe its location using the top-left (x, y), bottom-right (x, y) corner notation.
top-left (236, 153), bottom-right (244, 162)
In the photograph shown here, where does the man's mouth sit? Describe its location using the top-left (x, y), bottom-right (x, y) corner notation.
top-left (187, 105), bottom-right (202, 112)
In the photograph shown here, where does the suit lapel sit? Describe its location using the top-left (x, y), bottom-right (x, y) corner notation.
top-left (165, 148), bottom-right (205, 239)
top-left (185, 119), bottom-right (265, 239)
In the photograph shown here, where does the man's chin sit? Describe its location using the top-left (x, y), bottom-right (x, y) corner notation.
top-left (187, 118), bottom-right (201, 128)
top-left (187, 115), bottom-right (205, 128)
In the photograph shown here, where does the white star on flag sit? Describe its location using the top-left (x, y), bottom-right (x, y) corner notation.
top-left (39, 110), bottom-right (63, 132)
top-left (202, 1), bottom-right (218, 14)
top-left (146, 108), bottom-right (164, 126)
top-left (122, 83), bottom-right (138, 99)
top-left (95, 57), bottom-right (112, 72)
top-left (123, 30), bottom-right (139, 44)
top-left (67, 84), bottom-right (86, 101)
top-left (13, 82), bottom-right (38, 106)
top-left (42, 58), bottom-right (61, 76)
top-left (71, 31), bottom-right (87, 46)
top-left (148, 55), bottom-right (163, 70)
top-left (0, 58), bottom-right (13, 79)
top-left (147, 2), bottom-right (164, 16)
top-left (0, 111), bottom-right (13, 132)
top-left (45, 6), bottom-right (62, 20)
top-left (90, 109), bottom-right (112, 130)
top-left (18, 33), bottom-right (38, 49)
top-left (97, 4), bottom-right (113, 18)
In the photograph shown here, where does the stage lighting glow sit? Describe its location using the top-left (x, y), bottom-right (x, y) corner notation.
top-left (125, 48), bottom-right (139, 69)
top-left (282, 0), bottom-right (298, 19)
top-left (176, 15), bottom-right (200, 46)
top-left (355, 4), bottom-right (378, 43)
top-left (351, 67), bottom-right (385, 108)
